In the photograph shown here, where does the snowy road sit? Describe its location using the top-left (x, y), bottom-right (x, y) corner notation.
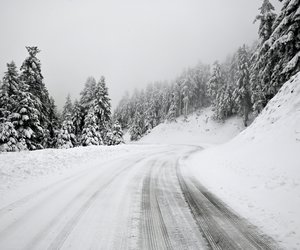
top-left (0, 145), bottom-right (278, 249)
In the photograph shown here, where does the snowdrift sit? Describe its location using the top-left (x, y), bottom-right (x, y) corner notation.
top-left (0, 144), bottom-right (154, 203)
top-left (187, 72), bottom-right (300, 248)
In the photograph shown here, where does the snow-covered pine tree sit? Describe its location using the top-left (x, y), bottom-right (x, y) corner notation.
top-left (214, 84), bottom-right (235, 121)
top-left (143, 84), bottom-right (156, 132)
top-left (62, 94), bottom-right (73, 120)
top-left (182, 84), bottom-right (189, 118)
top-left (233, 45), bottom-right (252, 126)
top-left (98, 76), bottom-right (111, 124)
top-left (160, 84), bottom-right (172, 120)
top-left (0, 63), bottom-right (28, 152)
top-left (47, 97), bottom-right (60, 148)
top-left (167, 91), bottom-right (178, 122)
top-left (207, 61), bottom-right (224, 106)
top-left (11, 88), bottom-right (45, 150)
top-left (113, 92), bottom-right (131, 129)
top-left (20, 47), bottom-right (52, 108)
top-left (105, 129), bottom-right (114, 146)
top-left (72, 99), bottom-right (84, 137)
top-left (130, 119), bottom-right (143, 141)
top-left (81, 108), bottom-right (103, 146)
top-left (129, 92), bottom-right (145, 141)
top-left (56, 119), bottom-right (76, 149)
top-left (254, 0), bottom-right (277, 43)
top-left (80, 77), bottom-right (97, 114)
top-left (0, 61), bottom-right (41, 151)
top-left (111, 121), bottom-right (124, 145)
top-left (20, 46), bottom-right (55, 147)
top-left (189, 63), bottom-right (210, 109)
top-left (253, 0), bottom-right (299, 105)
top-left (56, 95), bottom-right (76, 148)
top-left (93, 77), bottom-right (112, 144)
top-left (250, 0), bottom-right (277, 113)
top-left (0, 62), bottom-right (20, 121)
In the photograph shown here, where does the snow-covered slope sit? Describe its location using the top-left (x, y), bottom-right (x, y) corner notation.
top-left (187, 72), bottom-right (300, 249)
top-left (138, 108), bottom-right (245, 146)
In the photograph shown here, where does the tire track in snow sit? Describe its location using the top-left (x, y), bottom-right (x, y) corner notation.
top-left (139, 160), bottom-right (173, 250)
top-left (176, 159), bottom-right (279, 250)
top-left (190, 177), bottom-right (279, 249)
top-left (47, 150), bottom-right (173, 250)
top-left (157, 160), bottom-right (209, 250)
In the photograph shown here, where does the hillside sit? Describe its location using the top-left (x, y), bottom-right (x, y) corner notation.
top-left (186, 72), bottom-right (300, 249)
top-left (139, 72), bottom-right (300, 248)
top-left (136, 108), bottom-right (246, 147)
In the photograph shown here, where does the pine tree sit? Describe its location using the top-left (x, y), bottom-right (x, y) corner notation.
top-left (250, 0), bottom-right (277, 113)
top-left (0, 61), bottom-right (41, 151)
top-left (62, 94), bottom-right (73, 120)
top-left (167, 91), bottom-right (178, 122)
top-left (0, 62), bottom-right (20, 121)
top-left (80, 77), bottom-right (97, 112)
top-left (98, 77), bottom-right (111, 124)
top-left (215, 84), bottom-right (235, 121)
top-left (252, 0), bottom-right (300, 105)
top-left (254, 0), bottom-right (277, 43)
top-left (56, 95), bottom-right (76, 148)
top-left (129, 97), bottom-right (145, 141)
top-left (81, 108), bottom-right (103, 146)
top-left (111, 121), bottom-right (124, 145)
top-left (182, 84), bottom-right (189, 118)
top-left (93, 77), bottom-right (112, 143)
top-left (10, 89), bottom-right (45, 150)
top-left (47, 97), bottom-right (60, 148)
top-left (190, 63), bottom-right (210, 109)
top-left (207, 61), bottom-right (224, 105)
top-left (113, 92), bottom-right (130, 129)
top-left (56, 119), bottom-right (76, 149)
top-left (20, 46), bottom-right (53, 148)
top-left (130, 120), bottom-right (143, 141)
top-left (72, 99), bottom-right (84, 137)
top-left (233, 45), bottom-right (252, 126)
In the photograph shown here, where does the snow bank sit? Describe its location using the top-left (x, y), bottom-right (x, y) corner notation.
top-left (187, 72), bottom-right (300, 249)
top-left (0, 144), bottom-right (150, 196)
top-left (138, 108), bottom-right (245, 146)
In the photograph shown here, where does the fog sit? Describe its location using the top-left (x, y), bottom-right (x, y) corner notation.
top-left (0, 0), bottom-right (282, 110)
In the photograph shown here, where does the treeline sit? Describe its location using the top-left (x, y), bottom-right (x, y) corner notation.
top-left (114, 0), bottom-right (300, 141)
top-left (0, 47), bottom-right (123, 152)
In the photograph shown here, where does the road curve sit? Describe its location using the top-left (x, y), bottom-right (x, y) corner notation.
top-left (0, 145), bottom-right (279, 249)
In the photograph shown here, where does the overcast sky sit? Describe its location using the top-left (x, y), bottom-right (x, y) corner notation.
top-left (0, 0), bottom-right (282, 110)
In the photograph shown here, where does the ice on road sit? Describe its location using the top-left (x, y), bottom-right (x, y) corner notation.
top-left (0, 145), bottom-right (277, 249)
